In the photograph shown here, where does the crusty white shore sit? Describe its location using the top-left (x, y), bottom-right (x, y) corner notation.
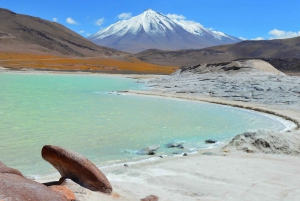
top-left (35, 61), bottom-right (300, 201)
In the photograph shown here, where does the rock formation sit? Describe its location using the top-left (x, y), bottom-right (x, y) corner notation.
top-left (0, 171), bottom-right (68, 201)
top-left (137, 145), bottom-right (160, 155)
top-left (165, 141), bottom-right (184, 148)
top-left (0, 161), bottom-right (24, 177)
top-left (223, 130), bottom-right (300, 155)
top-left (41, 145), bottom-right (112, 194)
top-left (205, 139), bottom-right (217, 144)
top-left (150, 59), bottom-right (300, 108)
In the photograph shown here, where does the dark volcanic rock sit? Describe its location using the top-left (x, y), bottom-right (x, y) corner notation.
top-left (137, 145), bottom-right (160, 155)
top-left (205, 139), bottom-right (217, 144)
top-left (0, 161), bottom-right (24, 177)
top-left (41, 145), bottom-right (112, 194)
top-left (0, 173), bottom-right (67, 201)
top-left (165, 141), bottom-right (184, 149)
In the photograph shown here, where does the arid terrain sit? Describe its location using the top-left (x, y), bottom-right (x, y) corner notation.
top-left (0, 8), bottom-right (177, 74)
top-left (132, 37), bottom-right (300, 73)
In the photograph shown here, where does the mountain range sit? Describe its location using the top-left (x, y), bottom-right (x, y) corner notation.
top-left (89, 9), bottom-right (241, 53)
top-left (132, 36), bottom-right (300, 72)
top-left (0, 8), bottom-right (178, 74)
top-left (0, 7), bottom-right (299, 73)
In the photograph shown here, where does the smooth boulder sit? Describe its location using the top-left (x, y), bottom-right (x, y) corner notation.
top-left (41, 145), bottom-right (112, 194)
top-left (0, 173), bottom-right (68, 201)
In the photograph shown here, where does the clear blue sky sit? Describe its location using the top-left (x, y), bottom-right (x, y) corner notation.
top-left (1, 0), bottom-right (299, 40)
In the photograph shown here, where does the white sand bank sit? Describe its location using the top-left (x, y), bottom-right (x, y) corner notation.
top-left (37, 142), bottom-right (300, 201)
top-left (36, 89), bottom-right (300, 201)
top-left (101, 149), bottom-right (300, 201)
top-left (33, 67), bottom-right (300, 200)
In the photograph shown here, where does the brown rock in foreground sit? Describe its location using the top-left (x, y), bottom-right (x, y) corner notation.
top-left (141, 195), bottom-right (159, 201)
top-left (41, 145), bottom-right (112, 194)
top-left (0, 173), bottom-right (67, 201)
top-left (50, 185), bottom-right (76, 201)
top-left (0, 161), bottom-right (23, 177)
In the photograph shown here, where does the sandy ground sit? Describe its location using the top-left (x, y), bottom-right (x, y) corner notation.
top-left (35, 89), bottom-right (300, 201)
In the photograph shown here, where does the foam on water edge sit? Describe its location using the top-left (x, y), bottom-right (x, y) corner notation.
top-left (33, 109), bottom-right (296, 180)
top-left (95, 100), bottom-right (297, 177)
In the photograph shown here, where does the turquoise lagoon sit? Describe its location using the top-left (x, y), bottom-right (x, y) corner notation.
top-left (0, 72), bottom-right (294, 176)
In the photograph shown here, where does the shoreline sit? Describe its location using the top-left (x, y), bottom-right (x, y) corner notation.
top-left (0, 68), bottom-right (164, 79)
top-left (33, 87), bottom-right (297, 180)
top-left (33, 85), bottom-right (297, 180)
top-left (127, 90), bottom-right (300, 130)
top-left (3, 70), bottom-right (300, 200)
top-left (1, 69), bottom-right (298, 128)
top-left (35, 84), bottom-right (300, 200)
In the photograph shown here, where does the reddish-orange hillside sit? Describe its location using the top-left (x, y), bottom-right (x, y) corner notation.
top-left (0, 52), bottom-right (178, 74)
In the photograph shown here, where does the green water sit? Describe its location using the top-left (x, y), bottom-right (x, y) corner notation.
top-left (0, 72), bottom-right (293, 176)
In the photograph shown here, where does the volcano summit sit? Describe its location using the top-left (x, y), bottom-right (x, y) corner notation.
top-left (89, 9), bottom-right (241, 53)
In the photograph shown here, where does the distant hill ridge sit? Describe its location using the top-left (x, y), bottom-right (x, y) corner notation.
top-left (0, 8), bottom-right (125, 57)
top-left (132, 36), bottom-right (300, 72)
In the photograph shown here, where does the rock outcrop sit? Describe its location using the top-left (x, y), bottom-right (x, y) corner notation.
top-left (180, 59), bottom-right (284, 75)
top-left (150, 59), bottom-right (300, 108)
top-left (0, 173), bottom-right (68, 201)
top-left (165, 141), bottom-right (184, 149)
top-left (41, 145), bottom-right (112, 194)
top-left (205, 139), bottom-right (217, 144)
top-left (137, 145), bottom-right (160, 155)
top-left (223, 130), bottom-right (300, 155)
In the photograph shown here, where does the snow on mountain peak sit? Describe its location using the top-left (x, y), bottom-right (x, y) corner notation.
top-left (90, 9), bottom-right (237, 41)
top-left (89, 9), bottom-right (241, 52)
top-left (91, 9), bottom-right (179, 40)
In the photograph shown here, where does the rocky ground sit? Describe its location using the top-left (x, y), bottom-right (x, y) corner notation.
top-left (149, 59), bottom-right (300, 110)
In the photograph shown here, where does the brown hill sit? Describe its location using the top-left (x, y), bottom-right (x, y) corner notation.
top-left (0, 8), bottom-right (125, 57)
top-left (0, 8), bottom-right (178, 74)
top-left (133, 37), bottom-right (300, 72)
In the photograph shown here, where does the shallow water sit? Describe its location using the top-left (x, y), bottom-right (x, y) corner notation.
top-left (0, 72), bottom-right (294, 176)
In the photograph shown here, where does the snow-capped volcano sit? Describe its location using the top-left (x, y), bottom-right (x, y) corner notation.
top-left (89, 9), bottom-right (240, 53)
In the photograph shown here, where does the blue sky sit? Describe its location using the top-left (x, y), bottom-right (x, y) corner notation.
top-left (1, 0), bottom-right (300, 40)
